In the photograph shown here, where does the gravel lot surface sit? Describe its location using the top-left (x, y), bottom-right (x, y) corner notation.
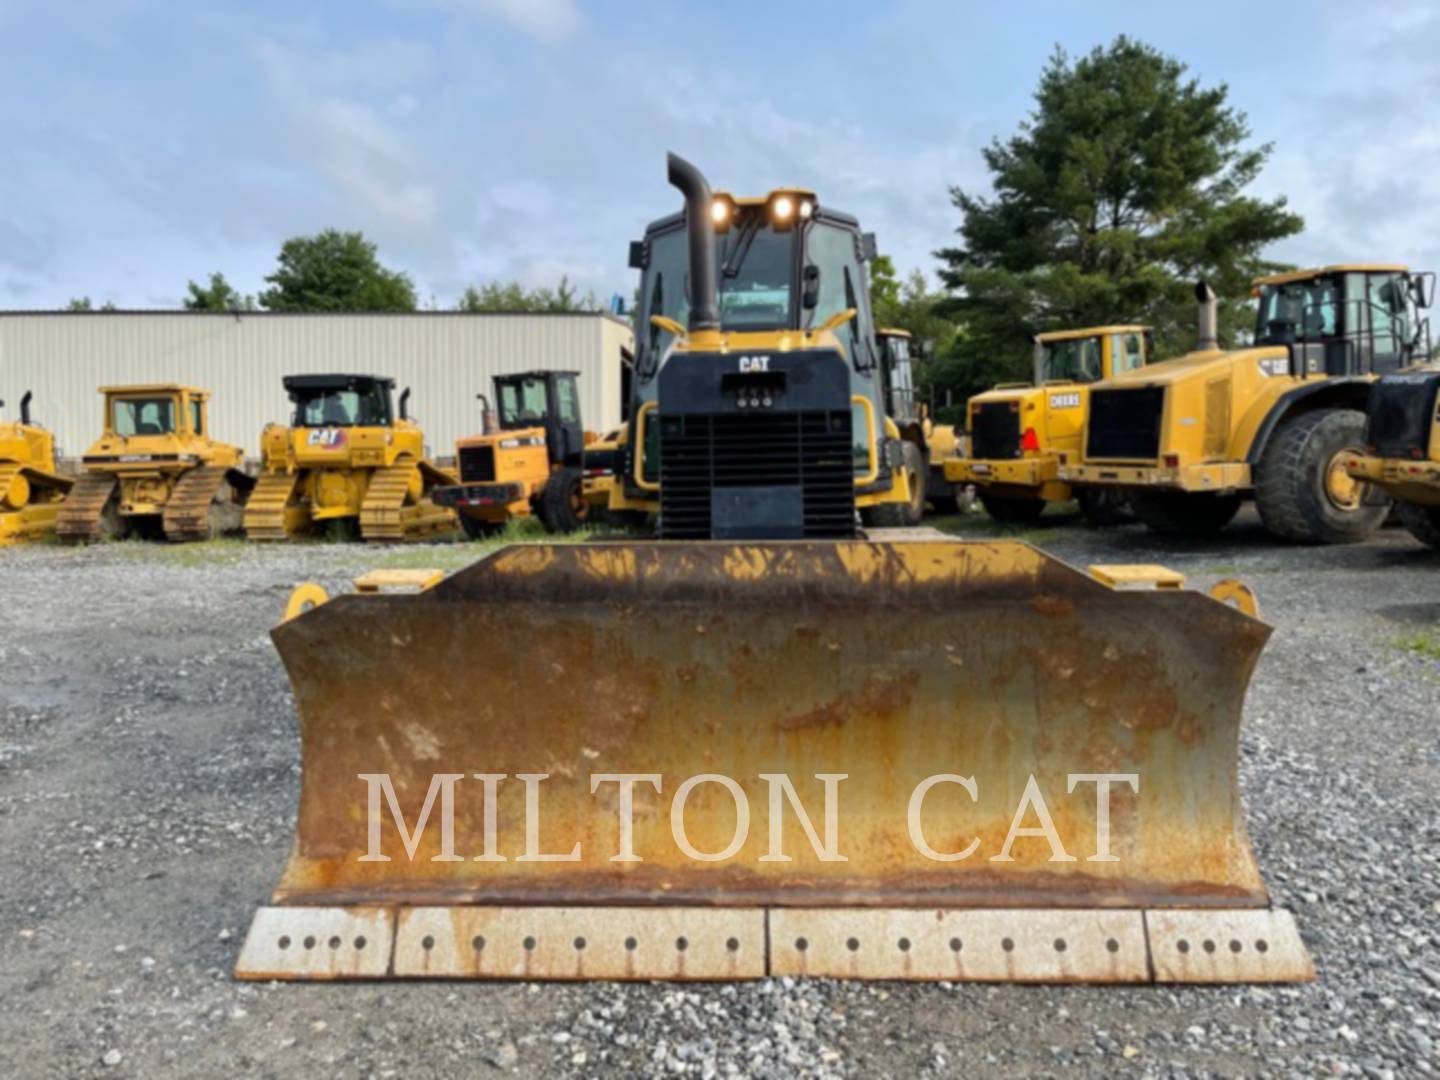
top-left (1, 508), bottom-right (1437, 1079)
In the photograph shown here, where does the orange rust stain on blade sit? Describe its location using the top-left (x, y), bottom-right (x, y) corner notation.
top-left (775, 670), bottom-right (918, 733)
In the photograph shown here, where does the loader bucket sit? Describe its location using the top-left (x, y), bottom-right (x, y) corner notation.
top-left (239, 541), bottom-right (1313, 983)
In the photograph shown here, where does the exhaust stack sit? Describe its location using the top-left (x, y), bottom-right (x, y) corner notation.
top-left (20, 391), bottom-right (32, 426)
top-left (1196, 280), bottom-right (1219, 351)
top-left (398, 387), bottom-right (411, 422)
top-left (476, 393), bottom-right (499, 436)
top-left (666, 153), bottom-right (720, 332)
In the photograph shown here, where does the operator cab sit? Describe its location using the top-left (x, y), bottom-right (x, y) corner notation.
top-left (284, 374), bottom-right (399, 428)
top-left (1253, 266), bottom-right (1434, 377)
top-left (101, 385), bottom-right (206, 439)
top-left (877, 329), bottom-right (918, 425)
top-left (493, 370), bottom-right (583, 465)
top-left (1034, 327), bottom-right (1150, 385)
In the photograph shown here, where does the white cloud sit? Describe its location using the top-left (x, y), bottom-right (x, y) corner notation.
top-left (405, 0), bottom-right (582, 43)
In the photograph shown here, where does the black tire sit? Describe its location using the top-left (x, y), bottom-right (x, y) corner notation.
top-left (862, 442), bottom-right (926, 528)
top-left (1397, 502), bottom-right (1440, 549)
top-left (539, 466), bottom-right (590, 534)
top-left (1254, 408), bottom-right (1391, 544)
top-left (978, 492), bottom-right (1047, 525)
top-left (1130, 490), bottom-right (1242, 536)
top-left (460, 514), bottom-right (505, 541)
top-left (1075, 487), bottom-right (1131, 528)
top-left (925, 469), bottom-right (962, 515)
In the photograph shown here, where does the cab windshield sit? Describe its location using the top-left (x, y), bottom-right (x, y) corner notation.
top-left (294, 386), bottom-right (390, 427)
top-left (112, 397), bottom-right (177, 436)
top-left (642, 224), bottom-right (796, 344)
top-left (1256, 278), bottom-right (1340, 341)
top-left (498, 378), bottom-right (550, 425)
top-left (1041, 337), bottom-right (1103, 382)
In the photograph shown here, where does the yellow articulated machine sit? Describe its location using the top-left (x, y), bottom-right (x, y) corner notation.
top-left (236, 156), bottom-right (1312, 986)
top-left (433, 370), bottom-right (599, 538)
top-left (1342, 366), bottom-right (1440, 547)
top-left (0, 392), bottom-right (74, 544)
top-left (56, 385), bottom-right (252, 543)
top-left (244, 374), bottom-right (458, 542)
top-left (1061, 270), bottom-right (1434, 541)
top-left (946, 326), bottom-right (1151, 525)
top-left (877, 328), bottom-right (964, 514)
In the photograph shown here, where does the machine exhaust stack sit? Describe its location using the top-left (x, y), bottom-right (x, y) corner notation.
top-left (398, 388), bottom-right (411, 422)
top-left (476, 393), bottom-right (499, 435)
top-left (667, 152), bottom-right (720, 332)
top-left (20, 391), bottom-right (32, 426)
top-left (1196, 280), bottom-right (1219, 351)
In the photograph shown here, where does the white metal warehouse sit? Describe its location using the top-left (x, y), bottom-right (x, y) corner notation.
top-left (0, 311), bottom-right (633, 461)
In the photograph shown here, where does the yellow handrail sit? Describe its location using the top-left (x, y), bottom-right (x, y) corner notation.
top-left (632, 401), bottom-right (660, 492)
top-left (851, 395), bottom-right (879, 486)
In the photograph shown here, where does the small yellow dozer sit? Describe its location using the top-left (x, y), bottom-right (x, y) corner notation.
top-left (947, 327), bottom-right (1152, 525)
top-left (237, 157), bottom-right (1311, 986)
top-left (1342, 365), bottom-right (1440, 546)
top-left (433, 370), bottom-right (600, 537)
top-left (57, 385), bottom-right (252, 543)
top-left (244, 374), bottom-right (457, 542)
top-left (0, 392), bottom-right (74, 545)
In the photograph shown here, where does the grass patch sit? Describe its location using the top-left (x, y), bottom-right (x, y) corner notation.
top-left (117, 537), bottom-right (249, 567)
top-left (1394, 629), bottom-right (1440, 662)
top-left (363, 517), bottom-right (629, 570)
top-left (929, 500), bottom-right (1081, 545)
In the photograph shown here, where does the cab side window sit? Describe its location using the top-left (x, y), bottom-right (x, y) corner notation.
top-left (190, 400), bottom-right (204, 435)
top-left (1113, 333), bottom-right (1145, 374)
top-left (556, 378), bottom-right (580, 424)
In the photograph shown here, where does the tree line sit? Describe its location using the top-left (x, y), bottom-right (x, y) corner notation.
top-left (65, 38), bottom-right (1302, 417)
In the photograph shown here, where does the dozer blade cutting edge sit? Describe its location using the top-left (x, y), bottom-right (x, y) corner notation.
top-left (238, 541), bottom-right (1313, 983)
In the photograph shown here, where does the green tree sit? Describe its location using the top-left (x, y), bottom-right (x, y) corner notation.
top-left (184, 272), bottom-right (255, 312)
top-left (456, 275), bottom-right (600, 313)
top-left (65, 296), bottom-right (117, 311)
top-left (869, 255), bottom-right (902, 324)
top-left (936, 36), bottom-right (1303, 403)
top-left (258, 230), bottom-right (416, 312)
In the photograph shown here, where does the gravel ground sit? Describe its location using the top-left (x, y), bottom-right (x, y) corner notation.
top-left (1, 508), bottom-right (1437, 1079)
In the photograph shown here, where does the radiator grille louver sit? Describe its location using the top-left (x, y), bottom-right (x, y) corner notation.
top-left (658, 411), bottom-right (855, 540)
top-left (1367, 373), bottom-right (1440, 459)
top-left (1086, 387), bottom-right (1165, 461)
top-left (971, 402), bottom-right (1021, 460)
top-left (458, 445), bottom-right (496, 483)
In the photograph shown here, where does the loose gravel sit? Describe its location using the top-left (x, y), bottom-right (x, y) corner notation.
top-left (0, 508), bottom-right (1437, 1078)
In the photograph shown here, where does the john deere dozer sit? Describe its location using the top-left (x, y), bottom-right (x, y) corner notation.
top-left (56, 385), bottom-right (252, 543)
top-left (243, 374), bottom-right (458, 542)
top-left (237, 157), bottom-right (1312, 985)
top-left (0, 392), bottom-right (73, 544)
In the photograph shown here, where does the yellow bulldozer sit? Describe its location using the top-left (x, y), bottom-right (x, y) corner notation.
top-left (244, 374), bottom-right (458, 542)
top-left (1342, 365), bottom-right (1440, 547)
top-left (1061, 269), bottom-right (1434, 541)
top-left (56, 385), bottom-right (252, 543)
top-left (235, 156), bottom-right (1312, 986)
top-left (946, 325), bottom-right (1152, 525)
top-left (0, 392), bottom-right (74, 545)
top-left (433, 370), bottom-right (599, 538)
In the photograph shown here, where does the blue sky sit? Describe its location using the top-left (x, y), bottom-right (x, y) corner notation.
top-left (2, 0), bottom-right (1436, 309)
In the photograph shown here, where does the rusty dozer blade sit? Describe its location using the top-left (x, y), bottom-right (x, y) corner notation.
top-left (240, 541), bottom-right (1312, 983)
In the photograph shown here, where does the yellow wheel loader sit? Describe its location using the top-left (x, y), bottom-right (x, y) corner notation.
top-left (243, 374), bottom-right (458, 543)
top-left (947, 327), bottom-right (1152, 526)
top-left (56, 385), bottom-right (252, 543)
top-left (236, 156), bottom-right (1312, 986)
top-left (877, 328), bottom-right (964, 515)
top-left (1061, 270), bottom-right (1434, 542)
top-left (1341, 365), bottom-right (1440, 547)
top-left (0, 392), bottom-right (74, 545)
top-left (433, 370), bottom-right (603, 538)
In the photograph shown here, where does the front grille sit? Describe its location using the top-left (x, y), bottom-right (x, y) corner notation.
top-left (658, 411), bottom-right (855, 539)
top-left (458, 444), bottom-right (496, 483)
top-left (1086, 387), bottom-right (1165, 461)
top-left (1367, 371), bottom-right (1440, 458)
top-left (971, 402), bottom-right (1020, 460)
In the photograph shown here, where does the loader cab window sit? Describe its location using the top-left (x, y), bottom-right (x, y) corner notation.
top-left (1112, 332), bottom-right (1146, 375)
top-left (498, 377), bottom-right (551, 427)
top-left (1042, 337), bottom-right (1103, 383)
top-left (1256, 277), bottom-right (1340, 342)
top-left (1364, 271), bottom-right (1411, 360)
top-left (112, 397), bottom-right (177, 436)
top-left (294, 385), bottom-right (391, 427)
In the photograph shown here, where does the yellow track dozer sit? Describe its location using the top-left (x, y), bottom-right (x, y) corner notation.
top-left (0, 392), bottom-right (74, 545)
top-left (237, 158), bottom-right (1311, 986)
top-left (57, 385), bottom-right (252, 543)
top-left (244, 374), bottom-right (458, 543)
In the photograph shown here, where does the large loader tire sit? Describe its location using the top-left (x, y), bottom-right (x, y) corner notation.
top-left (1076, 487), bottom-right (1131, 528)
top-left (1130, 490), bottom-right (1242, 536)
top-left (1397, 502), bottom-right (1440, 549)
top-left (1255, 408), bottom-right (1390, 544)
top-left (978, 492), bottom-right (1046, 526)
top-left (539, 466), bottom-right (590, 534)
top-left (862, 442), bottom-right (926, 528)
